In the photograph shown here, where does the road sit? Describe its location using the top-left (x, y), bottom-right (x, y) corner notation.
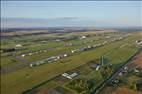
top-left (91, 48), bottom-right (142, 94)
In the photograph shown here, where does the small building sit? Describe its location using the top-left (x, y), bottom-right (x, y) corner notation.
top-left (62, 72), bottom-right (78, 79)
top-left (136, 40), bottom-right (142, 45)
top-left (29, 53), bottom-right (33, 56)
top-left (54, 58), bottom-right (58, 61)
top-left (62, 73), bottom-right (69, 77)
top-left (30, 63), bottom-right (33, 67)
top-left (96, 65), bottom-right (100, 71)
top-left (87, 45), bottom-right (92, 49)
top-left (63, 54), bottom-right (67, 57)
top-left (124, 66), bottom-right (128, 70)
top-left (134, 69), bottom-right (140, 73)
top-left (71, 50), bottom-right (74, 53)
top-left (80, 36), bottom-right (86, 39)
top-left (92, 45), bottom-right (97, 48)
top-left (57, 56), bottom-right (61, 59)
top-left (21, 54), bottom-right (25, 57)
top-left (41, 41), bottom-right (47, 43)
top-left (16, 44), bottom-right (22, 47)
top-left (90, 64), bottom-right (100, 70)
top-left (48, 56), bottom-right (57, 60)
top-left (55, 39), bottom-right (61, 42)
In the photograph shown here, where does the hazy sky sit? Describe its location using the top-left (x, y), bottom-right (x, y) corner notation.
top-left (1, 1), bottom-right (142, 28)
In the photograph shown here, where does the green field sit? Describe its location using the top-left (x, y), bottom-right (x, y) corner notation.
top-left (1, 31), bottom-right (141, 94)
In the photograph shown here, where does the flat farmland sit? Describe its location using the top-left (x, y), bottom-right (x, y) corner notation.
top-left (1, 31), bottom-right (141, 94)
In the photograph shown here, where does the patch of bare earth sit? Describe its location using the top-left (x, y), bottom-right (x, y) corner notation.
top-left (111, 88), bottom-right (142, 94)
top-left (132, 51), bottom-right (142, 68)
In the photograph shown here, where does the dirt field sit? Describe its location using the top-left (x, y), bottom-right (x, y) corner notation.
top-left (132, 51), bottom-right (142, 68)
top-left (112, 88), bottom-right (142, 94)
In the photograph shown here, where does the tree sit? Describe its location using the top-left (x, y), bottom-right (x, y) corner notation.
top-left (100, 64), bottom-right (114, 79)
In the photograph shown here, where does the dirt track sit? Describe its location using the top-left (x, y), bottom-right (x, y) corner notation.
top-left (112, 88), bottom-right (142, 94)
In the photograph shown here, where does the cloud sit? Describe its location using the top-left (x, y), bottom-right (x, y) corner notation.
top-left (1, 17), bottom-right (141, 29)
top-left (105, 16), bottom-right (142, 27)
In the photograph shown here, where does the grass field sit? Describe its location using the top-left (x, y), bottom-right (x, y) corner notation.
top-left (1, 31), bottom-right (141, 94)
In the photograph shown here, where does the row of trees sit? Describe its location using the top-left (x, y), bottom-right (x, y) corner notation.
top-left (67, 78), bottom-right (95, 94)
top-left (100, 64), bottom-right (114, 79)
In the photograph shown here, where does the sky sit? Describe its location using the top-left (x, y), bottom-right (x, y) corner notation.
top-left (1, 1), bottom-right (142, 28)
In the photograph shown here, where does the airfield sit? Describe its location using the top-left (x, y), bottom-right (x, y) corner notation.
top-left (1, 29), bottom-right (142, 94)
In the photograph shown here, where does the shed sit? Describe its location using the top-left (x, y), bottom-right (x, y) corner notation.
top-left (16, 44), bottom-right (22, 47)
